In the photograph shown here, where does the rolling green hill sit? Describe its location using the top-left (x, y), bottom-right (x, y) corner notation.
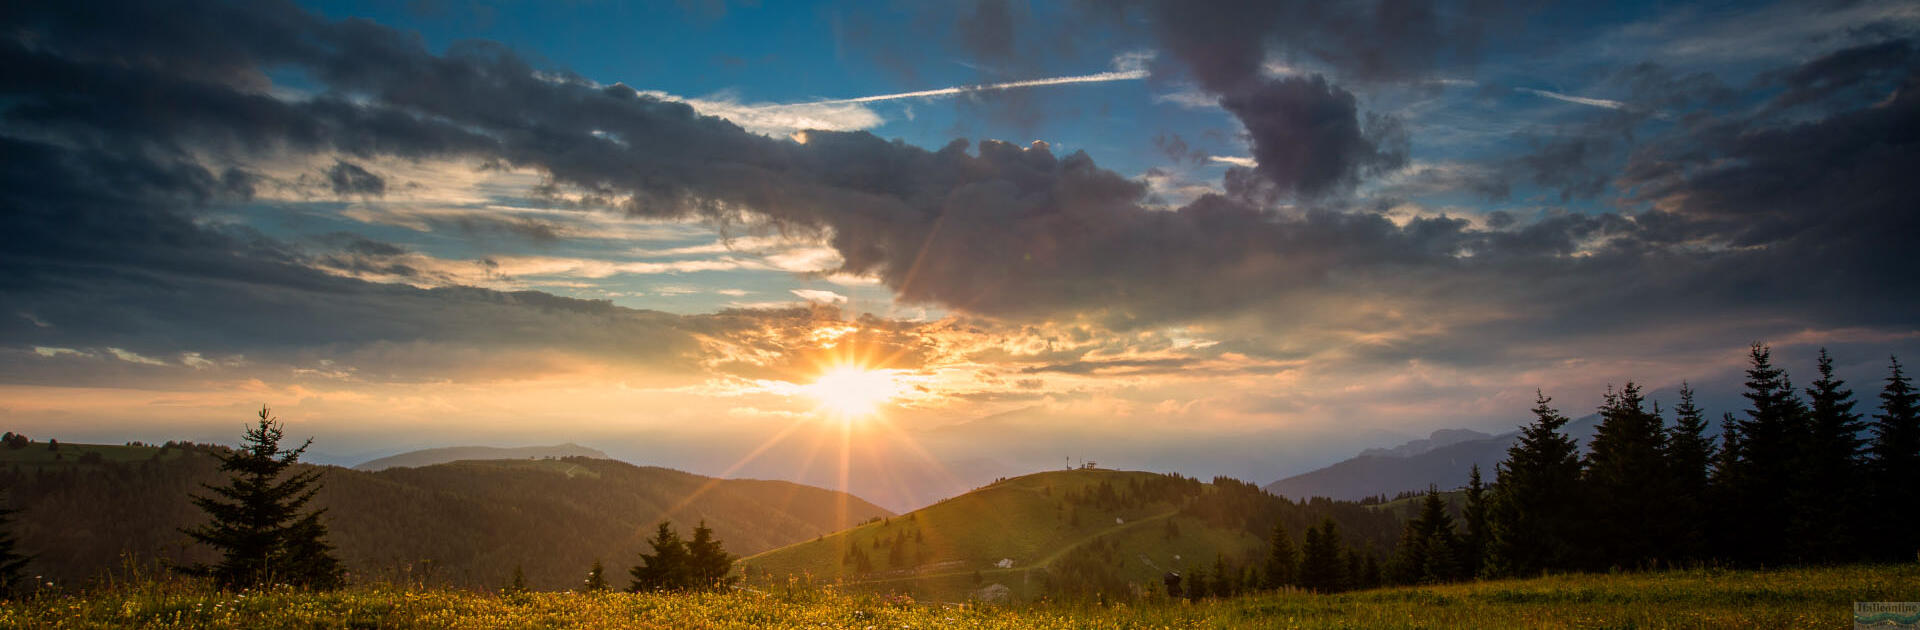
top-left (0, 443), bottom-right (891, 591)
top-left (352, 444), bottom-right (610, 471)
top-left (0, 438), bottom-right (189, 471)
top-left (742, 468), bottom-right (1400, 602)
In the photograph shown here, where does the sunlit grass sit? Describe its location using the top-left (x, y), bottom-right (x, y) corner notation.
top-left (3, 564), bottom-right (1910, 629)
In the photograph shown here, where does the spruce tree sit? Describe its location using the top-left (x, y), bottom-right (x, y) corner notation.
top-left (505, 565), bottom-right (528, 594)
top-left (1707, 410), bottom-right (1747, 563)
top-left (1297, 523), bottom-right (1323, 592)
top-left (1186, 563), bottom-right (1211, 601)
top-left (1583, 382), bottom-right (1672, 569)
top-left (1665, 383), bottom-right (1716, 563)
top-left (1800, 349), bottom-right (1866, 560)
top-left (1263, 521), bottom-right (1297, 589)
top-left (1485, 391), bottom-right (1584, 577)
top-left (1459, 465), bottom-right (1489, 580)
top-left (628, 521), bottom-right (692, 592)
top-left (0, 496), bottom-right (30, 596)
top-left (1869, 356), bottom-right (1919, 560)
top-left (1420, 529), bottom-right (1458, 585)
top-left (1212, 554), bottom-right (1234, 597)
top-left (1342, 548), bottom-right (1364, 592)
top-left (583, 559), bottom-right (608, 592)
top-left (181, 406), bottom-right (344, 590)
top-left (1392, 486), bottom-right (1458, 584)
top-left (686, 520), bottom-right (737, 591)
top-left (1299, 519), bottom-right (1347, 593)
top-left (1725, 344), bottom-right (1811, 565)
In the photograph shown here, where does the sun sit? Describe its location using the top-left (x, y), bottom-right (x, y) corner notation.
top-left (807, 365), bottom-right (900, 419)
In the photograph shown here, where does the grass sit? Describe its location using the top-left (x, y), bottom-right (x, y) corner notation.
top-left (741, 469), bottom-right (1253, 601)
top-left (0, 442), bottom-right (182, 471)
top-left (5, 564), bottom-right (1909, 628)
top-left (436, 458), bottom-right (603, 479)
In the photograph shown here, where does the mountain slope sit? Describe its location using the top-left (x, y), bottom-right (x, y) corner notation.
top-left (2, 446), bottom-right (890, 591)
top-left (1265, 415), bottom-right (1600, 501)
top-left (353, 443), bottom-right (610, 471)
top-left (743, 468), bottom-right (1401, 602)
top-left (1357, 429), bottom-right (1493, 459)
top-left (1266, 438), bottom-right (1516, 501)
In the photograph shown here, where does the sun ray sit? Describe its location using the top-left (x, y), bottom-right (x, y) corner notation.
top-left (659, 416), bottom-right (812, 523)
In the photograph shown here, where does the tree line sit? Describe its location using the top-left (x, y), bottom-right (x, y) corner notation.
top-left (1387, 345), bottom-right (1916, 584)
top-left (1242, 344), bottom-right (1915, 594)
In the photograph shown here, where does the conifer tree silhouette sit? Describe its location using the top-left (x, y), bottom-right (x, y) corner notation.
top-left (181, 406), bottom-right (343, 589)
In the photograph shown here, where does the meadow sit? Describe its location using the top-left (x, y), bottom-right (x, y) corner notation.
top-left (2, 563), bottom-right (1909, 629)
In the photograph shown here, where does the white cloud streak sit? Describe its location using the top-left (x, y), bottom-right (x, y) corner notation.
top-left (1517, 87), bottom-right (1628, 110)
top-left (1207, 156), bottom-right (1257, 168)
top-left (756, 69), bottom-right (1150, 109)
top-left (641, 91), bottom-right (885, 135)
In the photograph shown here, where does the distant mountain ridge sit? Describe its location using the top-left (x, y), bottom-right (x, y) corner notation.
top-left (353, 443), bottom-right (609, 471)
top-left (1265, 415), bottom-right (1600, 501)
top-left (4, 445), bottom-right (890, 591)
top-left (1357, 428), bottom-right (1493, 459)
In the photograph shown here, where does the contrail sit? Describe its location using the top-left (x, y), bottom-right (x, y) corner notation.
top-left (1516, 87), bottom-right (1628, 110)
top-left (756, 69), bottom-right (1149, 109)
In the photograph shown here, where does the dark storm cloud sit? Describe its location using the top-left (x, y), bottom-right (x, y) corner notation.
top-left (1220, 75), bottom-right (1409, 196)
top-left (1, 0), bottom-right (1916, 378)
top-left (1113, 0), bottom-right (1503, 197)
top-left (325, 160), bottom-right (386, 196)
top-left (1132, 0), bottom-right (1500, 87)
top-left (1, 129), bottom-right (702, 382)
top-left (2, 0), bottom-right (1441, 322)
top-left (1514, 135), bottom-right (1619, 202)
top-left (1765, 39), bottom-right (1913, 111)
top-left (1618, 69), bottom-right (1920, 318)
top-left (318, 233), bottom-right (408, 258)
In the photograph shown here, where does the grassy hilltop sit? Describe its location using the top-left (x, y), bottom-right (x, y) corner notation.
top-left (3, 564), bottom-right (1909, 629)
top-left (744, 468), bottom-right (1328, 602)
top-left (0, 440), bottom-right (191, 471)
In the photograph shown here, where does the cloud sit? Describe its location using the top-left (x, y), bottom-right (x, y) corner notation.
top-left (310, 245), bottom-right (765, 289)
top-left (754, 69), bottom-right (1149, 109)
top-left (1153, 87), bottom-right (1219, 109)
top-left (637, 90), bottom-right (885, 136)
top-left (1604, 1), bottom-right (1920, 66)
top-left (955, 0), bottom-right (1017, 65)
top-left (3, 0), bottom-right (1917, 398)
top-left (325, 160), bottom-right (387, 196)
top-left (1763, 39), bottom-right (1914, 112)
top-left (1516, 87), bottom-right (1629, 110)
top-left (105, 347), bottom-right (169, 366)
top-left (790, 289), bottom-right (848, 305)
top-left (1219, 75), bottom-right (1409, 196)
top-left (1118, 0), bottom-right (1487, 198)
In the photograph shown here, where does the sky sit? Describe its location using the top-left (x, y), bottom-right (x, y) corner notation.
top-left (3, 0), bottom-right (1917, 511)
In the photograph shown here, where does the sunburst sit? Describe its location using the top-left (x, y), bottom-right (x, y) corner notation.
top-left (807, 364), bottom-right (900, 419)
